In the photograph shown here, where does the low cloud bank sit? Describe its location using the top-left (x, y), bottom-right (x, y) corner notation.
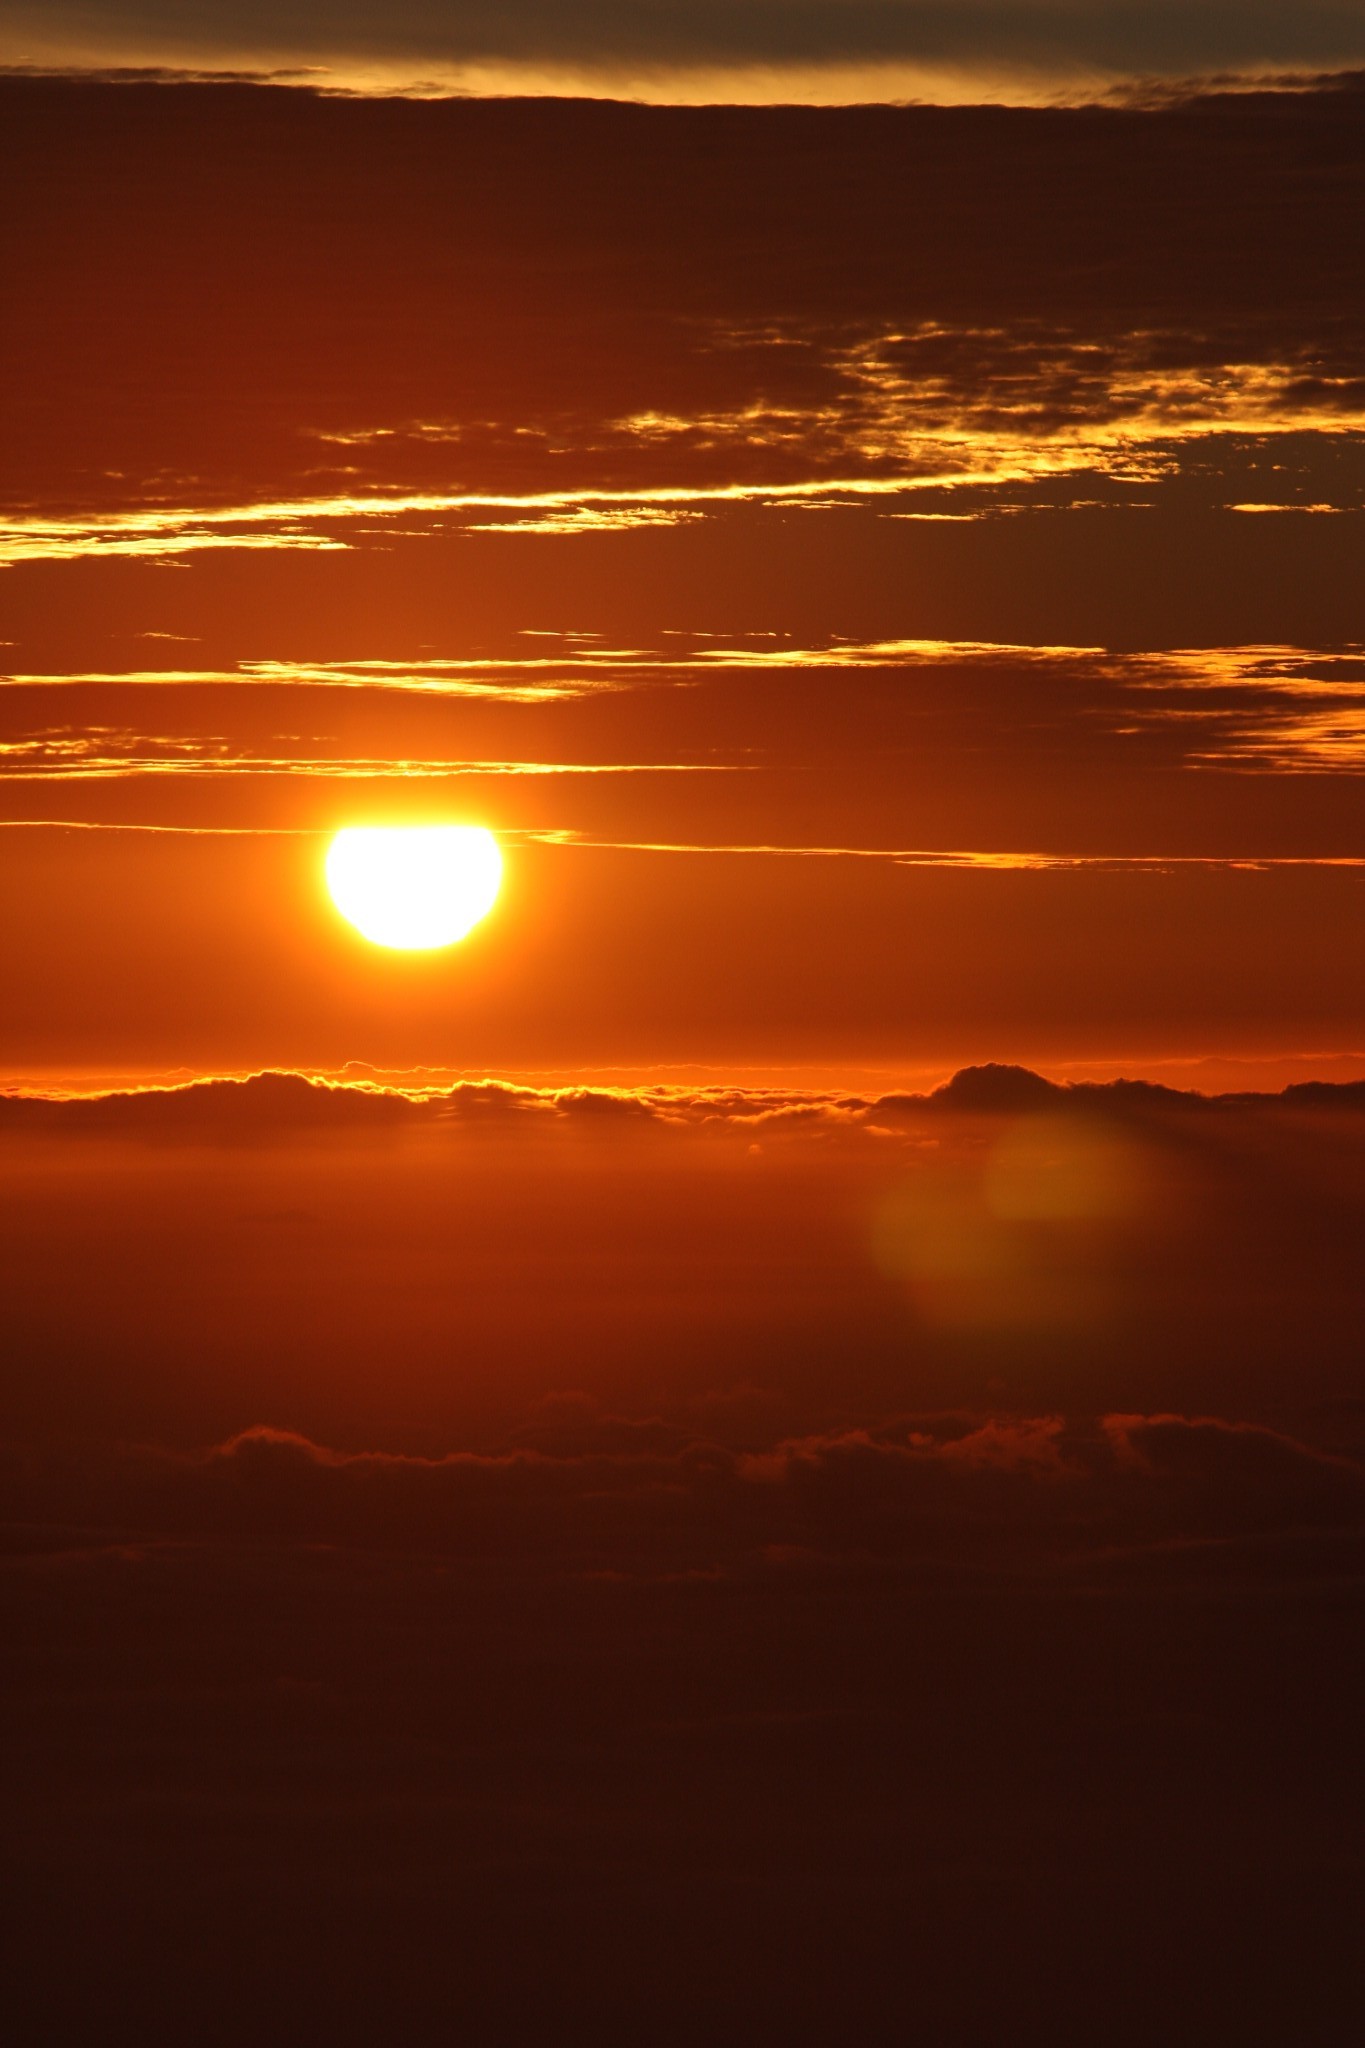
top-left (7, 1405), bottom-right (1362, 1582)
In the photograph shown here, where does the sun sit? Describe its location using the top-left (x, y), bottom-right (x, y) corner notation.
top-left (325, 826), bottom-right (502, 950)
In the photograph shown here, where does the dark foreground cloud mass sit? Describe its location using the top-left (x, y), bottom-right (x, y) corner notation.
top-left (3, 1084), bottom-right (1363, 2043)
top-left (10, 1404), bottom-right (1362, 1570)
top-left (6, 1407), bottom-right (1364, 2046)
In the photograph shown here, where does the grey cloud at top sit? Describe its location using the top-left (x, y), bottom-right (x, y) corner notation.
top-left (5, 1), bottom-right (1365, 91)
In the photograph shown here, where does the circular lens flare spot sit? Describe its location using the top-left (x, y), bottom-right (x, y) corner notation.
top-left (325, 826), bottom-right (502, 949)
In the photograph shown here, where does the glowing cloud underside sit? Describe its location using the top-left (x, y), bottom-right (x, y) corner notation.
top-left (325, 826), bottom-right (502, 949)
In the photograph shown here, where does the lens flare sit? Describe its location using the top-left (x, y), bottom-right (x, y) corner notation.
top-left (983, 1117), bottom-right (1146, 1222)
top-left (325, 826), bottom-right (502, 949)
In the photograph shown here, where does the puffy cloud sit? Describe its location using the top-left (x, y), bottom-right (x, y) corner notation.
top-left (7, 1398), bottom-right (1363, 2041)
top-left (2, 1061), bottom-right (1362, 1139)
top-left (8, 1406), bottom-right (1360, 1578)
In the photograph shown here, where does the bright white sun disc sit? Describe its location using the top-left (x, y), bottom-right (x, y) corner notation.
top-left (325, 826), bottom-right (502, 949)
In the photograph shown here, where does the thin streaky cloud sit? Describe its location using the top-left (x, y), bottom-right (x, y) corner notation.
top-left (0, 483), bottom-right (908, 566)
top-left (0, 530), bottom-right (348, 565)
top-left (1118, 645), bottom-right (1365, 770)
top-left (7, 642), bottom-right (1362, 771)
top-left (6, 359), bottom-right (1365, 565)
top-left (0, 819), bottom-right (321, 836)
top-left (0, 642), bottom-right (1113, 697)
top-left (466, 507), bottom-right (705, 534)
top-left (6, 637), bottom-right (1359, 688)
top-left (0, 664), bottom-right (630, 702)
top-left (0, 745), bottom-right (739, 780)
top-left (523, 831), bottom-right (1365, 872)
top-left (2, 817), bottom-right (1361, 868)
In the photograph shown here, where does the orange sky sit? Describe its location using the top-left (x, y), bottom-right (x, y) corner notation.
top-left (2, 76), bottom-right (1363, 1084)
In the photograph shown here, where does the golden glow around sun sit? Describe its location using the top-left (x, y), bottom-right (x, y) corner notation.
top-left (325, 826), bottom-right (502, 949)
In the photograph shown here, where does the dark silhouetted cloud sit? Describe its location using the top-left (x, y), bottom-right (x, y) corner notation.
top-left (3, 1063), bottom-right (1364, 1138)
top-left (7, 1405), bottom-right (1363, 1574)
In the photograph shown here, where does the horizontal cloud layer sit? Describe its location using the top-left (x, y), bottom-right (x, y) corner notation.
top-left (3, 1062), bottom-right (1363, 1135)
top-left (6, 3), bottom-right (1365, 98)
top-left (8, 1406), bottom-right (1363, 1574)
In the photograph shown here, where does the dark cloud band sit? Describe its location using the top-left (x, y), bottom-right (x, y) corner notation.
top-left (5, 1), bottom-right (1365, 93)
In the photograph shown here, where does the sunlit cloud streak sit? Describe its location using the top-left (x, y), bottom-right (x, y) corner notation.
top-left (0, 661), bottom-right (633, 701)
top-left (6, 435), bottom-right (1363, 571)
top-left (1120, 645), bottom-right (1365, 771)
top-left (0, 638), bottom-right (1109, 696)
top-left (0, 484), bottom-right (894, 565)
top-left (4, 455), bottom-right (1359, 569)
top-left (4, 339), bottom-right (1364, 563)
top-left (0, 526), bottom-right (347, 565)
top-left (10, 639), bottom-right (1359, 682)
top-left (1, 816), bottom-right (1359, 872)
top-left (7, 640), bottom-right (1363, 774)
top-left (466, 506), bottom-right (704, 534)
top-left (524, 831), bottom-right (1365, 872)
top-left (0, 818), bottom-right (318, 836)
top-left (601, 337), bottom-right (1365, 480)
top-left (0, 733), bottom-right (736, 780)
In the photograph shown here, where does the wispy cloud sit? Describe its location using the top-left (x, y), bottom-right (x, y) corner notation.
top-left (464, 506), bottom-right (705, 535)
top-left (0, 483), bottom-right (898, 565)
top-left (5, 640), bottom-right (1365, 791)
top-left (0, 730), bottom-right (738, 781)
top-left (0, 659), bottom-right (636, 701)
top-left (0, 636), bottom-right (1109, 700)
top-left (527, 830), bottom-right (1365, 872)
top-left (9, 639), bottom-right (1364, 776)
top-left (607, 334), bottom-right (1365, 488)
top-left (2, 815), bottom-right (1359, 872)
top-left (1118, 645), bottom-right (1365, 771)
top-left (6, 328), bottom-right (1364, 564)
